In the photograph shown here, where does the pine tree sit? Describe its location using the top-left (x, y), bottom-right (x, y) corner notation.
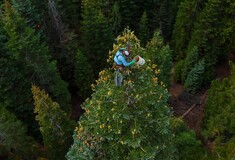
top-left (184, 59), bottom-right (205, 92)
top-left (67, 29), bottom-right (175, 160)
top-left (0, 1), bottom-right (71, 139)
top-left (32, 85), bottom-right (76, 160)
top-left (137, 11), bottom-right (150, 47)
top-left (81, 0), bottom-right (114, 77)
top-left (145, 31), bottom-right (173, 87)
top-left (171, 0), bottom-right (206, 59)
top-left (74, 49), bottom-right (94, 100)
top-left (171, 118), bottom-right (210, 160)
top-left (158, 0), bottom-right (175, 42)
top-left (117, 0), bottom-right (140, 31)
top-left (181, 46), bottom-right (200, 82)
top-left (202, 63), bottom-right (235, 159)
top-left (186, 0), bottom-right (235, 71)
top-left (110, 2), bottom-right (121, 37)
top-left (0, 107), bottom-right (42, 159)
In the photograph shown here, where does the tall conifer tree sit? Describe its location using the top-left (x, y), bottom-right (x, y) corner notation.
top-left (81, 0), bottom-right (114, 77)
top-left (0, 107), bottom-right (42, 159)
top-left (67, 29), bottom-right (175, 160)
top-left (137, 11), bottom-right (150, 47)
top-left (32, 85), bottom-right (76, 160)
top-left (0, 1), bottom-right (71, 138)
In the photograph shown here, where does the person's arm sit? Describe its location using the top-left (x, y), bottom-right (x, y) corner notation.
top-left (118, 56), bottom-right (135, 67)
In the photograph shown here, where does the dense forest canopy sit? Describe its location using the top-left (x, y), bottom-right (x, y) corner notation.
top-left (0, 0), bottom-right (234, 159)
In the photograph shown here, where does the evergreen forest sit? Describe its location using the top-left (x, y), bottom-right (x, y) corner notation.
top-left (0, 0), bottom-right (234, 159)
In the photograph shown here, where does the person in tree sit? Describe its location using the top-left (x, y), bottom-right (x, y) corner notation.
top-left (113, 48), bottom-right (137, 86)
top-left (113, 48), bottom-right (136, 70)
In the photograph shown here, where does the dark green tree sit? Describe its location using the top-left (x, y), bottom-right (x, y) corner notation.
top-left (137, 11), bottom-right (150, 47)
top-left (171, 0), bottom-right (207, 59)
top-left (202, 63), bottom-right (235, 159)
top-left (10, 0), bottom-right (43, 30)
top-left (158, 0), bottom-right (172, 42)
top-left (74, 49), bottom-right (94, 100)
top-left (117, 0), bottom-right (141, 31)
top-left (171, 118), bottom-right (211, 160)
top-left (32, 85), bottom-right (76, 160)
top-left (181, 46), bottom-right (200, 82)
top-left (184, 59), bottom-right (205, 92)
top-left (0, 1), bottom-right (71, 139)
top-left (110, 1), bottom-right (121, 37)
top-left (67, 29), bottom-right (175, 160)
top-left (186, 0), bottom-right (235, 81)
top-left (81, 0), bottom-right (114, 77)
top-left (0, 107), bottom-right (42, 159)
top-left (145, 31), bottom-right (173, 87)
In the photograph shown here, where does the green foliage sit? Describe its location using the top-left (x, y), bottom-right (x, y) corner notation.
top-left (182, 46), bottom-right (200, 82)
top-left (171, 0), bottom-right (207, 59)
top-left (74, 49), bottom-right (94, 99)
top-left (110, 2), bottom-right (121, 36)
top-left (184, 59), bottom-right (205, 92)
top-left (0, 107), bottom-right (42, 159)
top-left (173, 60), bottom-right (184, 83)
top-left (0, 1), bottom-right (72, 143)
top-left (67, 29), bottom-right (175, 160)
top-left (117, 0), bottom-right (141, 31)
top-left (202, 63), bottom-right (235, 159)
top-left (186, 0), bottom-right (235, 71)
top-left (171, 118), bottom-right (210, 160)
top-left (32, 85), bottom-right (76, 160)
top-left (137, 11), bottom-right (150, 47)
top-left (145, 31), bottom-right (173, 87)
top-left (159, 0), bottom-right (175, 42)
top-left (10, 0), bottom-right (43, 29)
top-left (81, 0), bottom-right (114, 76)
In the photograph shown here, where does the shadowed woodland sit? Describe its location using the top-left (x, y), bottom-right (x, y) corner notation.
top-left (0, 0), bottom-right (235, 159)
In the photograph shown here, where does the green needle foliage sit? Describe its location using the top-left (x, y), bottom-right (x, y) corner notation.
top-left (0, 107), bottom-right (42, 159)
top-left (137, 11), bottom-right (151, 47)
top-left (67, 29), bottom-right (175, 160)
top-left (181, 46), bottom-right (200, 83)
top-left (171, 0), bottom-right (207, 59)
top-left (184, 59), bottom-right (205, 92)
top-left (185, 0), bottom-right (235, 85)
top-left (74, 49), bottom-right (94, 100)
top-left (202, 63), bottom-right (235, 159)
top-left (32, 85), bottom-right (76, 160)
top-left (145, 31), bottom-right (173, 87)
top-left (171, 118), bottom-right (210, 160)
top-left (81, 0), bottom-right (114, 77)
top-left (1, 2), bottom-right (70, 118)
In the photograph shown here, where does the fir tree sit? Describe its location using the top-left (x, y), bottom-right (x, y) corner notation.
top-left (32, 85), bottom-right (76, 160)
top-left (0, 107), bottom-right (42, 159)
top-left (186, 0), bottom-right (235, 78)
top-left (81, 0), bottom-right (114, 77)
top-left (74, 49), bottom-right (94, 100)
top-left (184, 59), bottom-right (205, 92)
top-left (110, 1), bottom-right (121, 37)
top-left (171, 0), bottom-right (206, 59)
top-left (202, 63), bottom-right (235, 159)
top-left (145, 31), bottom-right (173, 87)
top-left (181, 46), bottom-right (200, 82)
top-left (117, 0), bottom-right (140, 31)
top-left (171, 118), bottom-right (210, 160)
top-left (0, 1), bottom-right (71, 139)
top-left (158, 0), bottom-right (175, 42)
top-left (137, 11), bottom-right (150, 47)
top-left (67, 29), bottom-right (175, 160)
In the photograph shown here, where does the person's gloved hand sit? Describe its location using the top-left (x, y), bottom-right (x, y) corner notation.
top-left (130, 59), bottom-right (136, 65)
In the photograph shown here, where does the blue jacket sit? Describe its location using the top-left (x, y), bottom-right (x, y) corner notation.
top-left (114, 51), bottom-right (132, 67)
